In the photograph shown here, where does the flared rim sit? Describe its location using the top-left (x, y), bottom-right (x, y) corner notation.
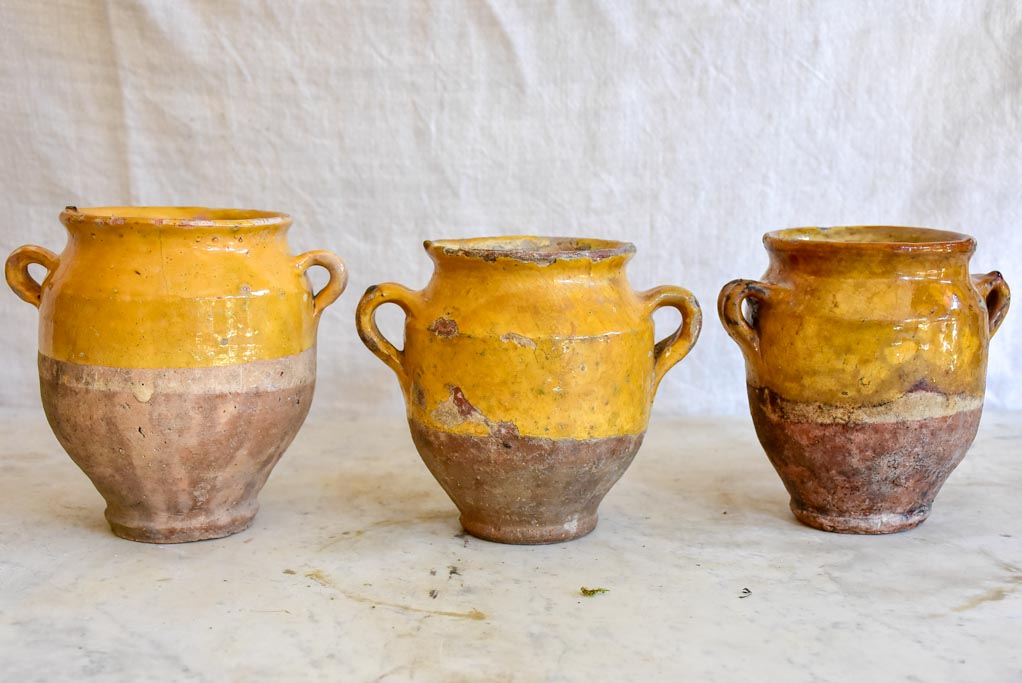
top-left (424, 236), bottom-right (636, 263)
top-left (60, 206), bottom-right (291, 229)
top-left (764, 226), bottom-right (976, 254)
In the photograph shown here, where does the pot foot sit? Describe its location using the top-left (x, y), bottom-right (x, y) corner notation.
top-left (790, 500), bottom-right (930, 534)
top-left (105, 504), bottom-right (258, 543)
top-left (460, 512), bottom-right (598, 545)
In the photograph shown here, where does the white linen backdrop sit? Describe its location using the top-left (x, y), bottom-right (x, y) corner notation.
top-left (1, 1), bottom-right (1019, 419)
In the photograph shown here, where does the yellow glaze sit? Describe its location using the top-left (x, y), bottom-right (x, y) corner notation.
top-left (357, 237), bottom-right (701, 440)
top-left (5, 207), bottom-right (347, 368)
top-left (719, 226), bottom-right (1010, 405)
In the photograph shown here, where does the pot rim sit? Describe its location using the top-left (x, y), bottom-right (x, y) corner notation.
top-left (60, 206), bottom-right (291, 229)
top-left (764, 226), bottom-right (976, 254)
top-left (424, 236), bottom-right (636, 263)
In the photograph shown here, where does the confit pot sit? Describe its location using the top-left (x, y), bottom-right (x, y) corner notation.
top-left (5, 206), bottom-right (347, 542)
top-left (718, 226), bottom-right (1010, 533)
top-left (356, 236), bottom-right (701, 544)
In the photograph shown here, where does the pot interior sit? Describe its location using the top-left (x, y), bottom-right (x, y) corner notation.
top-left (426, 236), bottom-right (635, 262)
top-left (766, 226), bottom-right (974, 248)
top-left (61, 206), bottom-right (289, 227)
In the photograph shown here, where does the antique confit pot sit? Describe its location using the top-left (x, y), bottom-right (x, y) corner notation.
top-left (356, 236), bottom-right (702, 544)
top-left (5, 206), bottom-right (346, 542)
top-left (718, 226), bottom-right (1010, 534)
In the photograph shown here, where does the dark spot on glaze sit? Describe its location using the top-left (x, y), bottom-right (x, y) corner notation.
top-left (907, 378), bottom-right (939, 393)
top-left (449, 386), bottom-right (478, 418)
top-left (428, 317), bottom-right (459, 337)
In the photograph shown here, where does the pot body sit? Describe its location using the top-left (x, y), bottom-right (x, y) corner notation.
top-left (719, 226), bottom-right (1010, 533)
top-left (357, 237), bottom-right (701, 544)
top-left (6, 207), bottom-right (346, 542)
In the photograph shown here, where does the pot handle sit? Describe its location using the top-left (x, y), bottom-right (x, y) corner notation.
top-left (718, 278), bottom-right (777, 358)
top-left (972, 271), bottom-right (1010, 338)
top-left (295, 250), bottom-right (348, 317)
top-left (642, 286), bottom-right (702, 394)
top-left (6, 245), bottom-right (59, 308)
top-left (355, 282), bottom-right (421, 381)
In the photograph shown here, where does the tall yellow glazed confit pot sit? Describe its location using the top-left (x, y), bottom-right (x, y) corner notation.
top-left (719, 226), bottom-right (1010, 533)
top-left (5, 207), bottom-right (347, 542)
top-left (357, 236), bottom-right (701, 544)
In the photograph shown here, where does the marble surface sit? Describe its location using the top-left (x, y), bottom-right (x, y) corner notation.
top-left (1, 411), bottom-right (1019, 682)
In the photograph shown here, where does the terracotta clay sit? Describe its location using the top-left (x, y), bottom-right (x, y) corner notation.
top-left (356, 237), bottom-right (701, 544)
top-left (6, 207), bottom-right (346, 542)
top-left (719, 226), bottom-right (1010, 533)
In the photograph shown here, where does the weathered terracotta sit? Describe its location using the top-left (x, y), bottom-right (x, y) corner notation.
top-left (356, 237), bottom-right (701, 544)
top-left (719, 226), bottom-right (1010, 533)
top-left (6, 206), bottom-right (346, 542)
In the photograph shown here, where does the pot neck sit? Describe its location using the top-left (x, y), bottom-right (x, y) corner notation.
top-left (764, 226), bottom-right (975, 279)
top-left (60, 207), bottom-right (292, 251)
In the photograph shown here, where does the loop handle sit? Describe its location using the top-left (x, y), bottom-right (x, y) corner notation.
top-left (295, 250), bottom-right (348, 317)
top-left (5, 245), bottom-right (59, 308)
top-left (972, 271), bottom-right (1010, 338)
top-left (641, 285), bottom-right (702, 395)
top-left (717, 279), bottom-right (777, 358)
top-left (355, 282), bottom-right (421, 382)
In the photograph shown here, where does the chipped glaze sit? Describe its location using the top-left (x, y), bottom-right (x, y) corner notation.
top-left (357, 236), bottom-right (701, 543)
top-left (5, 206), bottom-right (346, 542)
top-left (719, 226), bottom-right (1010, 533)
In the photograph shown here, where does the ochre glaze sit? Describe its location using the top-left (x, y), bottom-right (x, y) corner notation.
top-left (12, 207), bottom-right (346, 368)
top-left (357, 236), bottom-right (701, 543)
top-left (719, 226), bottom-right (1010, 534)
top-left (6, 207), bottom-right (346, 542)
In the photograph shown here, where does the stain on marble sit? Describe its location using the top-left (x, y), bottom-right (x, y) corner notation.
top-left (950, 559), bottom-right (1022, 613)
top-left (297, 569), bottom-right (486, 620)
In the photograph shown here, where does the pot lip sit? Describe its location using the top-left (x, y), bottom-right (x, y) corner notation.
top-left (60, 206), bottom-right (292, 229)
top-left (764, 225), bottom-right (976, 254)
top-left (424, 236), bottom-right (636, 263)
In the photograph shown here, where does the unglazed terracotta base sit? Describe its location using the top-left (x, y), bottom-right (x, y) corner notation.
top-left (748, 385), bottom-right (983, 534)
top-left (409, 420), bottom-right (644, 544)
top-left (39, 350), bottom-right (316, 543)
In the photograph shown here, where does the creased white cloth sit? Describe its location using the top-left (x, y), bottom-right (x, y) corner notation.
top-left (1, 0), bottom-right (1019, 417)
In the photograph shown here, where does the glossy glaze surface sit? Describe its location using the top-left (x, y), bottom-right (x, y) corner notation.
top-left (5, 207), bottom-right (346, 542)
top-left (9, 207), bottom-right (345, 368)
top-left (719, 226), bottom-right (1010, 533)
top-left (357, 236), bottom-right (701, 543)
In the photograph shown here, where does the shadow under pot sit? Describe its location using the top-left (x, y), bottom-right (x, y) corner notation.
top-left (356, 236), bottom-right (701, 544)
top-left (5, 206), bottom-right (347, 543)
top-left (718, 226), bottom-right (1010, 534)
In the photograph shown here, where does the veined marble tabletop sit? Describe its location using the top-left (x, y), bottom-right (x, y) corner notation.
top-left (1, 411), bottom-right (1019, 682)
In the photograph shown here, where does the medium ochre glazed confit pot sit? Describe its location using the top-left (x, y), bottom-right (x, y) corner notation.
top-left (356, 237), bottom-right (702, 544)
top-left (5, 207), bottom-right (347, 543)
top-left (718, 226), bottom-right (1010, 534)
